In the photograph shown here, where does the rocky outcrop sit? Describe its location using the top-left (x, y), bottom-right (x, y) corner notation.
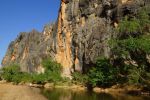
top-left (2, 30), bottom-right (42, 72)
top-left (52, 0), bottom-right (148, 77)
top-left (2, 28), bottom-right (54, 73)
top-left (2, 0), bottom-right (149, 77)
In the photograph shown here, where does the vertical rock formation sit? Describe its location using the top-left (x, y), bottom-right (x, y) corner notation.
top-left (52, 0), bottom-right (147, 77)
top-left (55, 0), bottom-right (73, 77)
top-left (2, 0), bottom-right (149, 77)
top-left (2, 30), bottom-right (43, 73)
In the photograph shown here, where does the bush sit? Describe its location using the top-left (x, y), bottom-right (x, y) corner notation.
top-left (11, 72), bottom-right (23, 84)
top-left (117, 16), bottom-right (141, 35)
top-left (23, 58), bottom-right (63, 84)
top-left (117, 7), bottom-right (150, 38)
top-left (72, 72), bottom-right (88, 85)
top-left (109, 7), bottom-right (150, 86)
top-left (20, 73), bottom-right (32, 83)
top-left (1, 59), bottom-right (63, 84)
top-left (87, 57), bottom-right (118, 87)
top-left (128, 68), bottom-right (141, 84)
top-left (137, 7), bottom-right (150, 31)
top-left (42, 58), bottom-right (62, 73)
top-left (109, 36), bottom-right (150, 84)
top-left (42, 58), bottom-right (63, 83)
top-left (46, 71), bottom-right (62, 83)
top-left (1, 64), bottom-right (20, 82)
top-left (31, 73), bottom-right (47, 84)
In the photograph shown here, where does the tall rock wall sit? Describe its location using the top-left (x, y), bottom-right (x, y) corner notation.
top-left (2, 0), bottom-right (149, 77)
top-left (2, 30), bottom-right (43, 72)
top-left (53, 0), bottom-right (148, 77)
top-left (2, 27), bottom-right (56, 73)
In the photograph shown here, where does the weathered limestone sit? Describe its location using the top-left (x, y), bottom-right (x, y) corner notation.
top-left (2, 0), bottom-right (148, 78)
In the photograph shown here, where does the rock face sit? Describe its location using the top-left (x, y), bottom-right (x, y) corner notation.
top-left (2, 30), bottom-right (43, 72)
top-left (2, 0), bottom-right (149, 77)
top-left (2, 28), bottom-right (55, 73)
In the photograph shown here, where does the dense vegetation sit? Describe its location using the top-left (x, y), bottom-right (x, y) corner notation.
top-left (90, 7), bottom-right (149, 87)
top-left (0, 58), bottom-right (62, 84)
top-left (72, 7), bottom-right (150, 88)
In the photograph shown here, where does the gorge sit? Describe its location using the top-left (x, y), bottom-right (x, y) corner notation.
top-left (2, 0), bottom-right (149, 78)
top-left (0, 0), bottom-right (150, 100)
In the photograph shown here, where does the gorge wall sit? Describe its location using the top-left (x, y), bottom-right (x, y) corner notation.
top-left (2, 0), bottom-right (149, 77)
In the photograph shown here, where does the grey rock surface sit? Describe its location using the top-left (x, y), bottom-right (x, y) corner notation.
top-left (2, 0), bottom-right (149, 76)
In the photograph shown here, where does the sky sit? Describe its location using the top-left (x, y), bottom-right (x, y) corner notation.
top-left (0, 0), bottom-right (60, 66)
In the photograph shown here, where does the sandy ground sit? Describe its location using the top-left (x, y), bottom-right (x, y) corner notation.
top-left (0, 83), bottom-right (47, 100)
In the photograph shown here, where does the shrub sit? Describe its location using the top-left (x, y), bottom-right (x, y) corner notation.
top-left (128, 68), bottom-right (141, 84)
top-left (109, 7), bottom-right (150, 85)
top-left (42, 58), bottom-right (63, 83)
top-left (1, 64), bottom-right (20, 82)
top-left (117, 7), bottom-right (150, 38)
top-left (87, 67), bottom-right (104, 87)
top-left (117, 16), bottom-right (141, 35)
top-left (46, 71), bottom-right (62, 83)
top-left (137, 7), bottom-right (150, 31)
top-left (87, 57), bottom-right (118, 87)
top-left (110, 36), bottom-right (150, 59)
top-left (11, 72), bottom-right (23, 84)
top-left (31, 73), bottom-right (47, 84)
top-left (42, 58), bottom-right (62, 73)
top-left (1, 58), bottom-right (63, 84)
top-left (21, 73), bottom-right (32, 83)
top-left (72, 72), bottom-right (88, 85)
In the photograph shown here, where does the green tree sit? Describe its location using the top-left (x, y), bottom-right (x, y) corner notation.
top-left (87, 57), bottom-right (117, 87)
top-left (1, 64), bottom-right (21, 83)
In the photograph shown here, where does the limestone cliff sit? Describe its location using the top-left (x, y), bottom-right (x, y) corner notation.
top-left (2, 0), bottom-right (149, 77)
top-left (53, 0), bottom-right (148, 77)
top-left (2, 27), bottom-right (55, 73)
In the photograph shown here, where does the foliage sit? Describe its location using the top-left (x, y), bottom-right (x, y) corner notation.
top-left (110, 36), bottom-right (150, 58)
top-left (86, 56), bottom-right (150, 87)
top-left (31, 73), bottom-right (47, 84)
top-left (42, 58), bottom-right (63, 83)
top-left (1, 58), bottom-right (63, 84)
top-left (137, 7), bottom-right (150, 30)
top-left (87, 57), bottom-right (118, 87)
top-left (1, 64), bottom-right (21, 83)
top-left (110, 33), bottom-right (150, 85)
top-left (109, 7), bottom-right (150, 86)
top-left (42, 58), bottom-right (62, 73)
top-left (117, 16), bottom-right (141, 34)
top-left (45, 71), bottom-right (62, 84)
top-left (117, 7), bottom-right (150, 37)
top-left (128, 66), bottom-right (142, 84)
top-left (72, 72), bottom-right (88, 85)
top-left (20, 73), bottom-right (32, 82)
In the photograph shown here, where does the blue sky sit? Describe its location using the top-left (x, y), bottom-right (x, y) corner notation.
top-left (0, 0), bottom-right (60, 66)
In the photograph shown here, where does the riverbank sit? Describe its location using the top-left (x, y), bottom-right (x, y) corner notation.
top-left (0, 82), bottom-right (47, 100)
top-left (25, 81), bottom-right (150, 96)
top-left (0, 80), bottom-right (150, 100)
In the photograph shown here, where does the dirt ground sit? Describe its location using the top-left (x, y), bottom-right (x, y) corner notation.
top-left (0, 83), bottom-right (47, 100)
